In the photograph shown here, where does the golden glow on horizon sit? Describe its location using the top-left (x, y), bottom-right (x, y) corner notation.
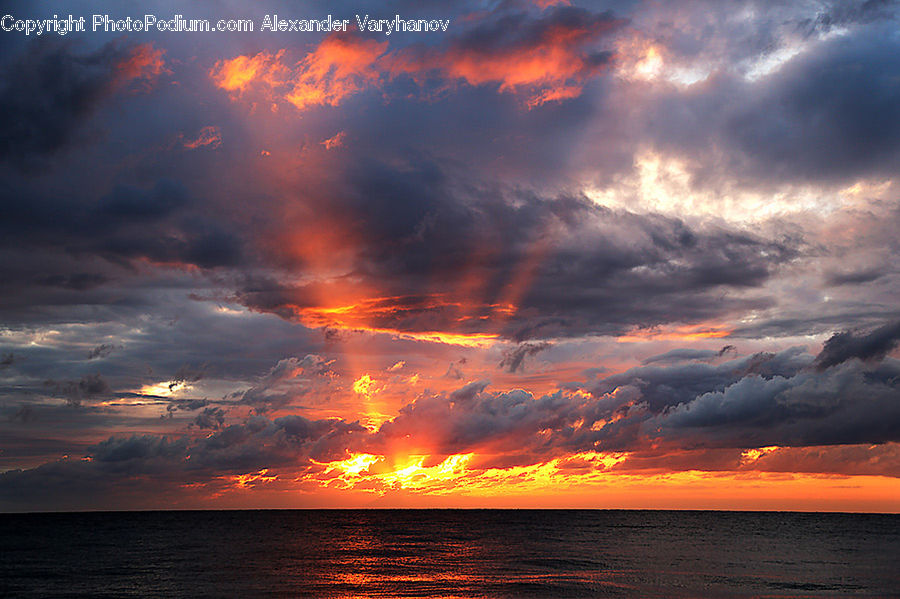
top-left (318, 452), bottom-right (477, 494)
top-left (201, 446), bottom-right (887, 512)
top-left (259, 447), bottom-right (895, 511)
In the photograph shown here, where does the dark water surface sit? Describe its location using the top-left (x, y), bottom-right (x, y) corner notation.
top-left (1, 510), bottom-right (898, 598)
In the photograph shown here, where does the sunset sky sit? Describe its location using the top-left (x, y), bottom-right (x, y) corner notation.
top-left (2, 0), bottom-right (900, 512)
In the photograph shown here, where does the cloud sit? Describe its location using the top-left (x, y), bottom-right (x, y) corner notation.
top-left (235, 355), bottom-right (334, 412)
top-left (46, 373), bottom-right (113, 407)
top-left (376, 382), bottom-right (578, 458)
top-left (3, 342), bottom-right (900, 510)
top-left (633, 16), bottom-right (900, 187)
top-left (87, 344), bottom-right (118, 360)
top-left (191, 406), bottom-right (227, 430)
top-left (211, 5), bottom-right (621, 111)
top-left (1, 0), bottom-right (900, 510)
top-left (210, 38), bottom-right (387, 110)
top-left (814, 320), bottom-right (900, 370)
top-left (285, 36), bottom-right (387, 110)
top-left (0, 40), bottom-right (165, 167)
top-left (373, 344), bottom-right (900, 462)
top-left (500, 341), bottom-right (551, 372)
top-left (387, 5), bottom-right (621, 107)
top-left (322, 131), bottom-right (346, 150)
top-left (209, 50), bottom-right (287, 94)
top-left (651, 358), bottom-right (900, 448)
top-left (0, 176), bottom-right (246, 316)
top-left (0, 414), bottom-right (367, 511)
top-left (643, 348), bottom-right (721, 364)
top-left (236, 158), bottom-right (796, 340)
top-left (181, 126), bottom-right (222, 150)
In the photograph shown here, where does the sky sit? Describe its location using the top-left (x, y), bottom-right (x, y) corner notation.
top-left (1, 0), bottom-right (899, 512)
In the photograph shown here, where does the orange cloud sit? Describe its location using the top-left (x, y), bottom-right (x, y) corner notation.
top-left (209, 50), bottom-right (286, 93)
top-left (210, 38), bottom-right (386, 111)
top-left (115, 43), bottom-right (169, 90)
top-left (321, 131), bottom-right (346, 149)
top-left (526, 84), bottom-right (583, 108)
top-left (616, 323), bottom-right (732, 342)
top-left (391, 33), bottom-right (611, 102)
top-left (385, 10), bottom-right (620, 107)
top-left (268, 292), bottom-right (510, 346)
top-left (211, 9), bottom-right (621, 111)
top-left (285, 36), bottom-right (387, 110)
top-left (182, 125), bottom-right (222, 150)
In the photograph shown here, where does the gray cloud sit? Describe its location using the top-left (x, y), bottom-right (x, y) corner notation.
top-left (499, 341), bottom-right (551, 372)
top-left (0, 413), bottom-right (367, 511)
top-left (814, 320), bottom-right (900, 370)
top-left (0, 40), bottom-right (137, 167)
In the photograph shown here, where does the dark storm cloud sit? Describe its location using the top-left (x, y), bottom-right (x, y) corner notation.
top-left (0, 293), bottom-right (329, 430)
top-left (652, 359), bottom-right (900, 448)
top-left (377, 383), bottom-right (579, 458)
top-left (731, 30), bottom-right (900, 182)
top-left (389, 3), bottom-right (620, 85)
top-left (499, 342), bottom-right (551, 373)
top-left (0, 177), bottom-right (249, 367)
top-left (0, 177), bottom-right (245, 309)
top-left (741, 442), bottom-right (900, 477)
top-left (643, 18), bottom-right (900, 186)
top-left (814, 320), bottom-right (900, 370)
top-left (448, 3), bottom-right (618, 52)
top-left (824, 268), bottom-right (886, 286)
top-left (589, 347), bottom-right (812, 413)
top-left (0, 413), bottom-right (368, 510)
top-left (169, 364), bottom-right (206, 388)
top-left (803, 0), bottom-right (898, 34)
top-left (191, 406), bottom-right (227, 430)
top-left (87, 344), bottom-right (118, 360)
top-left (0, 39), bottom-right (159, 168)
top-left (46, 373), bottom-right (113, 407)
top-left (642, 348), bottom-right (723, 364)
top-left (240, 158), bottom-right (796, 340)
top-left (375, 341), bottom-right (900, 461)
top-left (0, 2), bottom-right (817, 344)
top-left (234, 356), bottom-right (334, 413)
top-left (0, 31), bottom-right (253, 341)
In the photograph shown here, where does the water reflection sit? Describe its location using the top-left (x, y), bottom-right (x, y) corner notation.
top-left (2, 510), bottom-right (898, 597)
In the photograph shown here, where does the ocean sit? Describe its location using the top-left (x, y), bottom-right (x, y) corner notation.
top-left (1, 510), bottom-right (898, 598)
